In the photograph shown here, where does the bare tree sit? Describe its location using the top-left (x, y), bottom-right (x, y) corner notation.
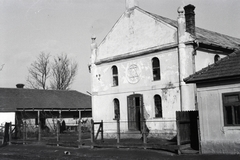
top-left (27, 53), bottom-right (78, 90)
top-left (27, 52), bottom-right (50, 89)
top-left (50, 54), bottom-right (78, 90)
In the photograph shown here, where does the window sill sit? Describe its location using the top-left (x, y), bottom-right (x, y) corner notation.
top-left (153, 117), bottom-right (163, 119)
top-left (223, 126), bottom-right (240, 132)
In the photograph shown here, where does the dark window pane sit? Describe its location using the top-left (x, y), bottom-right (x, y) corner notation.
top-left (152, 58), bottom-right (160, 81)
top-left (112, 66), bottom-right (118, 74)
top-left (112, 66), bottom-right (118, 86)
top-left (214, 54), bottom-right (220, 63)
top-left (114, 99), bottom-right (120, 119)
top-left (152, 58), bottom-right (159, 67)
top-left (154, 95), bottom-right (162, 118)
top-left (234, 106), bottom-right (240, 124)
top-left (113, 76), bottom-right (118, 86)
top-left (153, 69), bottom-right (160, 80)
top-left (225, 106), bottom-right (233, 125)
top-left (225, 95), bottom-right (239, 103)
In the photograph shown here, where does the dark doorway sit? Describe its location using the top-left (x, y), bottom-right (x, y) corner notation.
top-left (127, 94), bottom-right (143, 131)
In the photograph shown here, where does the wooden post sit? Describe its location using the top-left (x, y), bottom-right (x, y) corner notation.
top-left (57, 120), bottom-right (60, 146)
top-left (176, 116), bottom-right (181, 155)
top-left (117, 119), bottom-right (120, 144)
top-left (101, 120), bottom-right (103, 142)
top-left (78, 110), bottom-right (82, 148)
top-left (38, 111), bottom-right (41, 142)
top-left (8, 122), bottom-right (12, 145)
top-left (142, 120), bottom-right (147, 144)
top-left (197, 117), bottom-right (202, 154)
top-left (3, 122), bottom-right (9, 144)
top-left (90, 119), bottom-right (94, 143)
top-left (23, 120), bottom-right (26, 144)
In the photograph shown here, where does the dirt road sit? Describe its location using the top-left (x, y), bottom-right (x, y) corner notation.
top-left (0, 144), bottom-right (240, 160)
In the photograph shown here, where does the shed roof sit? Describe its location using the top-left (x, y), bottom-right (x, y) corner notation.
top-left (0, 88), bottom-right (91, 112)
top-left (184, 50), bottom-right (240, 83)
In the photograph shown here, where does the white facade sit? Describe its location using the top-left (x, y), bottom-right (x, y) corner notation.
top-left (90, 6), bottom-right (225, 139)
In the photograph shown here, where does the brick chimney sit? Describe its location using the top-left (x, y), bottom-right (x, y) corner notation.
top-left (184, 4), bottom-right (195, 36)
top-left (16, 83), bottom-right (24, 88)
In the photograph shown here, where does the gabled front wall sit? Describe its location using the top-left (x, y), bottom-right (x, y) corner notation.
top-left (92, 48), bottom-right (180, 138)
top-left (97, 8), bottom-right (177, 60)
top-left (197, 83), bottom-right (240, 154)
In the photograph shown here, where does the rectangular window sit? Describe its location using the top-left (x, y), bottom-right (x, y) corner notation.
top-left (223, 92), bottom-right (240, 126)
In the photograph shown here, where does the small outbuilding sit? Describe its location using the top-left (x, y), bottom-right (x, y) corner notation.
top-left (185, 50), bottom-right (240, 154)
top-left (0, 85), bottom-right (91, 137)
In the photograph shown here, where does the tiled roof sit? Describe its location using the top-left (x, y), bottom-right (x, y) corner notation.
top-left (0, 88), bottom-right (91, 112)
top-left (184, 50), bottom-right (240, 83)
top-left (140, 7), bottom-right (240, 50)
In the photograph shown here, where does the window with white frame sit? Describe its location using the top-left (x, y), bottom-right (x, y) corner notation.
top-left (222, 92), bottom-right (240, 126)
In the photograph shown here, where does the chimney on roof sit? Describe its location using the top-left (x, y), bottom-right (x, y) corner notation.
top-left (184, 4), bottom-right (195, 36)
top-left (16, 84), bottom-right (24, 89)
top-left (126, 0), bottom-right (137, 10)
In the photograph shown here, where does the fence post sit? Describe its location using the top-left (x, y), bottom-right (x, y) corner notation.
top-left (57, 120), bottom-right (60, 146)
top-left (142, 120), bottom-right (147, 144)
top-left (90, 119), bottom-right (94, 144)
top-left (117, 119), bottom-right (120, 144)
top-left (8, 122), bottom-right (12, 145)
top-left (38, 111), bottom-right (41, 142)
top-left (3, 122), bottom-right (9, 144)
top-left (23, 120), bottom-right (26, 144)
top-left (176, 112), bottom-right (181, 155)
top-left (78, 119), bottom-right (82, 148)
top-left (101, 120), bottom-right (104, 142)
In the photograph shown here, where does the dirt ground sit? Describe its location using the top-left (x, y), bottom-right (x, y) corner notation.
top-left (1, 144), bottom-right (240, 160)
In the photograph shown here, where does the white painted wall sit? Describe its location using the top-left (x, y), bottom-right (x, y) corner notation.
top-left (195, 50), bottom-right (226, 72)
top-left (197, 83), bottom-right (240, 154)
top-left (92, 48), bottom-right (182, 138)
top-left (97, 8), bottom-right (177, 61)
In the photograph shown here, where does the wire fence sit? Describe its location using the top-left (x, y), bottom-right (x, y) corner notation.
top-left (91, 119), bottom-right (177, 144)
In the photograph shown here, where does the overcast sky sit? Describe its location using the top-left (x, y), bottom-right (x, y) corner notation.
top-left (1, 0), bottom-right (240, 93)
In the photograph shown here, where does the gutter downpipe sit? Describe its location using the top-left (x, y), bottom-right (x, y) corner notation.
top-left (177, 6), bottom-right (185, 111)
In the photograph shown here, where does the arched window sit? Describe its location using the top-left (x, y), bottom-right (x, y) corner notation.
top-left (154, 95), bottom-right (162, 118)
top-left (214, 54), bottom-right (220, 63)
top-left (113, 98), bottom-right (120, 119)
top-left (152, 57), bottom-right (160, 81)
top-left (112, 66), bottom-right (118, 86)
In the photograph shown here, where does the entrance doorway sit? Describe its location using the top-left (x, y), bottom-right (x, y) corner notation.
top-left (127, 94), bottom-right (143, 131)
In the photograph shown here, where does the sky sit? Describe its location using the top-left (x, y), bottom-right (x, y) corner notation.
top-left (0, 0), bottom-right (240, 94)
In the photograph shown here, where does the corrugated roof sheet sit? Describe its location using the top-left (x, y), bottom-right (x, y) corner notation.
top-left (184, 50), bottom-right (240, 83)
top-left (139, 7), bottom-right (240, 50)
top-left (0, 88), bottom-right (91, 112)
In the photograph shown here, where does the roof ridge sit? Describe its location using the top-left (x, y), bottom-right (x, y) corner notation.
top-left (136, 7), bottom-right (240, 50)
